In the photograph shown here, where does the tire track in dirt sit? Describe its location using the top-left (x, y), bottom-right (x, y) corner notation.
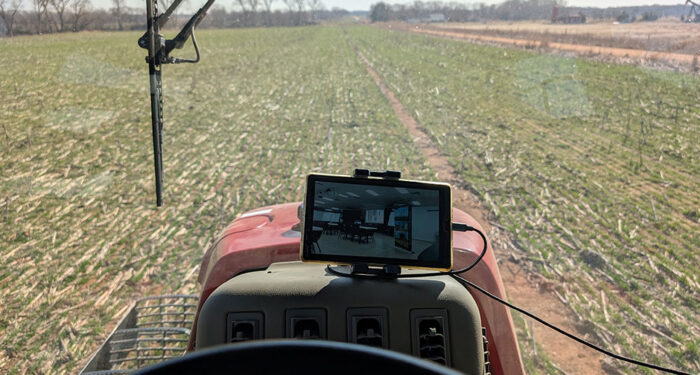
top-left (345, 32), bottom-right (607, 375)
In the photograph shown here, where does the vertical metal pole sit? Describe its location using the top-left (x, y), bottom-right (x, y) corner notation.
top-left (146, 0), bottom-right (164, 206)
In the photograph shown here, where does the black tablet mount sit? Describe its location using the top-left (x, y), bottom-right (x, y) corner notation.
top-left (352, 168), bottom-right (401, 179)
top-left (328, 263), bottom-right (403, 279)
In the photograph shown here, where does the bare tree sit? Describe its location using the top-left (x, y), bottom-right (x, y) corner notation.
top-left (200, 4), bottom-right (227, 27)
top-left (0, 0), bottom-right (22, 36)
top-left (50, 0), bottom-right (70, 31)
top-left (111, 0), bottom-right (125, 30)
top-left (245, 0), bottom-right (259, 26)
top-left (234, 0), bottom-right (249, 26)
top-left (294, 0), bottom-right (305, 24)
top-left (282, 0), bottom-right (293, 14)
top-left (261, 0), bottom-right (274, 12)
top-left (307, 0), bottom-right (322, 22)
top-left (32, 0), bottom-right (49, 34)
top-left (282, 0), bottom-right (292, 25)
top-left (283, 0), bottom-right (304, 25)
top-left (70, 0), bottom-right (90, 31)
top-left (261, 0), bottom-right (274, 25)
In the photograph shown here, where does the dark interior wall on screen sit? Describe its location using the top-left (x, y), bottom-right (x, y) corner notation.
top-left (412, 206), bottom-right (439, 242)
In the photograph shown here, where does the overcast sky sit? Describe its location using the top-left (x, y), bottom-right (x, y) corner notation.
top-left (90, 0), bottom-right (685, 13)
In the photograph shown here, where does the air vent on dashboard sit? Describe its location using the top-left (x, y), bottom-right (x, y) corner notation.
top-left (347, 308), bottom-right (388, 348)
top-left (411, 309), bottom-right (450, 365)
top-left (286, 309), bottom-right (326, 339)
top-left (227, 312), bottom-right (263, 343)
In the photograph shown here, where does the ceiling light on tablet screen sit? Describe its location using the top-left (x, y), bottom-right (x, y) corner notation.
top-left (395, 187), bottom-right (409, 194)
top-left (346, 192), bottom-right (360, 198)
top-left (366, 189), bottom-right (379, 196)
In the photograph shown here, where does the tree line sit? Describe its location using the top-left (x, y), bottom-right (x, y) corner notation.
top-left (369, 0), bottom-right (687, 23)
top-left (199, 1), bottom-right (351, 29)
top-left (0, 0), bottom-right (350, 37)
top-left (0, 0), bottom-right (131, 36)
top-left (370, 0), bottom-right (560, 23)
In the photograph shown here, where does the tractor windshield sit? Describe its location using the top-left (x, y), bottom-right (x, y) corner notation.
top-left (0, 1), bottom-right (698, 374)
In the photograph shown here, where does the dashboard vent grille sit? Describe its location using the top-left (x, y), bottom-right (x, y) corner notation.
top-left (347, 308), bottom-right (388, 348)
top-left (286, 309), bottom-right (327, 339)
top-left (411, 309), bottom-right (450, 366)
top-left (418, 319), bottom-right (447, 363)
top-left (292, 319), bottom-right (322, 339)
top-left (355, 318), bottom-right (384, 347)
top-left (227, 312), bottom-right (263, 343)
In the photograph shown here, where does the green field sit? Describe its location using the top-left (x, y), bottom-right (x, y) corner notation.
top-left (0, 27), bottom-right (433, 374)
top-left (0, 26), bottom-right (698, 374)
top-left (348, 26), bottom-right (700, 373)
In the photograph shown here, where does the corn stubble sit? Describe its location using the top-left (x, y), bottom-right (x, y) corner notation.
top-left (1, 25), bottom-right (698, 375)
top-left (348, 25), bottom-right (699, 374)
top-left (0, 27), bottom-right (433, 374)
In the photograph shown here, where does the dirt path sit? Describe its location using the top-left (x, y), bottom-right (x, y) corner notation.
top-left (346, 34), bottom-right (606, 375)
top-left (387, 23), bottom-right (698, 71)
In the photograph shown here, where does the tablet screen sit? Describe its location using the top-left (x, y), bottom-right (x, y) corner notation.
top-left (301, 174), bottom-right (452, 271)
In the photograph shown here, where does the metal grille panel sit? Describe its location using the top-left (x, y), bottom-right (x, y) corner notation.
top-left (81, 294), bottom-right (198, 374)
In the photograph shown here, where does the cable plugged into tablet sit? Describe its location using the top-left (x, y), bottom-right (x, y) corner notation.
top-left (451, 222), bottom-right (473, 232)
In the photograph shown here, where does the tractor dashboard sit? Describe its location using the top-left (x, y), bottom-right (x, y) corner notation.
top-left (195, 261), bottom-right (486, 374)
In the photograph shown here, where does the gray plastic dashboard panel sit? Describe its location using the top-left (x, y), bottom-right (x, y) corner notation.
top-left (196, 262), bottom-right (484, 374)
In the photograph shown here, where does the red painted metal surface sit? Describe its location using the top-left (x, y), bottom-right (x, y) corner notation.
top-left (188, 202), bottom-right (524, 375)
top-left (451, 208), bottom-right (525, 375)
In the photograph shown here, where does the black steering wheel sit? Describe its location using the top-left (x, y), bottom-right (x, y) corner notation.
top-left (133, 340), bottom-right (462, 375)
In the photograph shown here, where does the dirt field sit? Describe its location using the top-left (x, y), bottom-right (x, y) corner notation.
top-left (384, 20), bottom-right (700, 71)
top-left (434, 21), bottom-right (700, 55)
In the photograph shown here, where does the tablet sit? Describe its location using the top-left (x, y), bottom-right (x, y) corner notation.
top-left (301, 174), bottom-right (452, 271)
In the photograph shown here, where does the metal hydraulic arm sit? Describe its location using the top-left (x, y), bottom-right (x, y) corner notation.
top-left (139, 0), bottom-right (216, 206)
